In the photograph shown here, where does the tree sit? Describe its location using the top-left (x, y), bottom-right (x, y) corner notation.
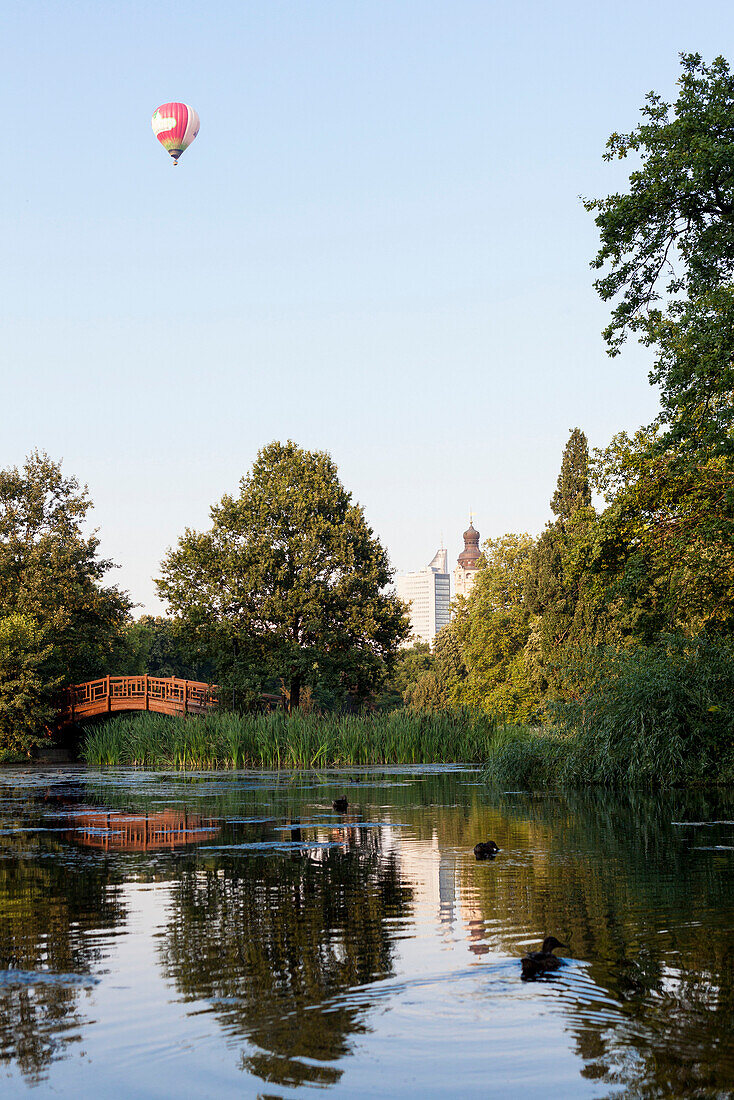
top-left (551, 428), bottom-right (592, 519)
top-left (0, 615), bottom-right (57, 756)
top-left (591, 429), bottom-right (734, 637)
top-left (585, 53), bottom-right (734, 451)
top-left (402, 625), bottom-right (467, 711)
top-left (377, 642), bottom-right (434, 710)
top-left (156, 441), bottom-right (409, 709)
top-left (454, 533), bottom-right (538, 720)
top-left (432, 623), bottom-right (467, 704)
top-left (525, 430), bottom-right (603, 697)
top-left (0, 452), bottom-right (132, 686)
top-left (115, 616), bottom-right (213, 681)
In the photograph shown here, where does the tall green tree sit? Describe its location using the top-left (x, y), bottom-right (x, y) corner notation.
top-left (157, 441), bottom-right (409, 709)
top-left (433, 622), bottom-right (468, 703)
top-left (525, 430), bottom-right (602, 696)
top-left (0, 452), bottom-right (132, 685)
top-left (585, 53), bottom-right (734, 452)
top-left (550, 427), bottom-right (592, 519)
top-left (403, 625), bottom-right (467, 711)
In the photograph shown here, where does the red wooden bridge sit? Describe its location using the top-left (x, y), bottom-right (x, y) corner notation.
top-left (58, 675), bottom-right (218, 727)
top-left (58, 675), bottom-right (285, 726)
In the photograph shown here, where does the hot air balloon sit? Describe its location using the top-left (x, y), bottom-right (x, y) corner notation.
top-left (151, 102), bottom-right (199, 164)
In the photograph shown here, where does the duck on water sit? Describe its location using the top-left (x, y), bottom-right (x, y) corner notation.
top-left (474, 840), bottom-right (500, 860)
top-left (521, 937), bottom-right (568, 979)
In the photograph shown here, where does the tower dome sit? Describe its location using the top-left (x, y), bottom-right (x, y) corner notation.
top-left (457, 522), bottom-right (480, 567)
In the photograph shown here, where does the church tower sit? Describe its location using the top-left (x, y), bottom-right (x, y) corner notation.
top-left (454, 519), bottom-right (481, 598)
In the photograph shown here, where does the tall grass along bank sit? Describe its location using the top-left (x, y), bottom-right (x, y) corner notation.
top-left (82, 709), bottom-right (501, 768)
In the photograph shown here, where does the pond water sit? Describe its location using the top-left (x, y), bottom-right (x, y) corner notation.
top-left (0, 766), bottom-right (733, 1098)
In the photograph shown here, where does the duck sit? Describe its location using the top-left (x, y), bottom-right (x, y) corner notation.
top-left (521, 936), bottom-right (568, 979)
top-left (332, 797), bottom-right (348, 812)
top-left (474, 840), bottom-right (500, 860)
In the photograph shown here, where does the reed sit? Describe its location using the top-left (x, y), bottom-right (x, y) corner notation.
top-left (80, 708), bottom-right (506, 768)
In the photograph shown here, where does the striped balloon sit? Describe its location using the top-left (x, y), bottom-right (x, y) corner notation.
top-left (151, 102), bottom-right (200, 163)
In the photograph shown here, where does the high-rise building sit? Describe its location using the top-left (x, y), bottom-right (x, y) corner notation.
top-left (454, 520), bottom-right (481, 598)
top-left (396, 547), bottom-right (451, 646)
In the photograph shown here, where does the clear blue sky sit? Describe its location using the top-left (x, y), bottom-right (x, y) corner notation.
top-left (3, 1), bottom-right (732, 612)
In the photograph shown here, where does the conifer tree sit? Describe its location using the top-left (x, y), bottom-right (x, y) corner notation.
top-left (551, 428), bottom-right (592, 519)
top-left (525, 429), bottom-right (600, 696)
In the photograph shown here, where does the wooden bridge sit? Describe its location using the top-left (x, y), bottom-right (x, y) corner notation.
top-left (58, 675), bottom-right (285, 726)
top-left (58, 675), bottom-right (218, 726)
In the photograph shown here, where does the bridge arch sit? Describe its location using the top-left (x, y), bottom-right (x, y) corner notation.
top-left (58, 675), bottom-right (218, 726)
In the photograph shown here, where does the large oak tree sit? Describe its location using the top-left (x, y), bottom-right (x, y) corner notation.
top-left (156, 441), bottom-right (408, 709)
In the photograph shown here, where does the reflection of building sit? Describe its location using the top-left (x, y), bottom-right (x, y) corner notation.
top-left (396, 547), bottom-right (451, 646)
top-left (453, 521), bottom-right (481, 599)
top-left (397, 835), bottom-right (486, 949)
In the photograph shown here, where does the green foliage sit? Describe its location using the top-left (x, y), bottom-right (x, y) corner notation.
top-left (432, 623), bottom-right (467, 703)
top-left (0, 615), bottom-right (57, 756)
top-left (376, 642), bottom-right (434, 710)
top-left (556, 635), bottom-right (734, 786)
top-left (402, 626), bottom-right (467, 711)
top-left (157, 441), bottom-right (409, 710)
top-left (585, 53), bottom-right (734, 451)
top-left (484, 636), bottom-right (734, 788)
top-left (81, 708), bottom-right (500, 768)
top-left (0, 451), bottom-right (132, 685)
top-left (454, 533), bottom-right (538, 720)
top-left (525, 429), bottom-right (604, 698)
top-left (482, 725), bottom-right (570, 788)
top-left (115, 615), bottom-right (213, 680)
top-left (652, 287), bottom-right (734, 454)
top-left (404, 670), bottom-right (446, 711)
top-left (550, 427), bottom-right (592, 519)
top-left (592, 430), bottom-right (734, 637)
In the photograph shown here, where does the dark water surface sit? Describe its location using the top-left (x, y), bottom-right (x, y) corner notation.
top-left (0, 767), bottom-right (733, 1098)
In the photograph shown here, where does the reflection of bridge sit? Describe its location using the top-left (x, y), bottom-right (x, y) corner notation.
top-left (58, 676), bottom-right (218, 726)
top-left (69, 808), bottom-right (220, 851)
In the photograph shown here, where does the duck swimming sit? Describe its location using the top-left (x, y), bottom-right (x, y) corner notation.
top-left (333, 797), bottom-right (348, 812)
top-left (521, 936), bottom-right (568, 979)
top-left (474, 840), bottom-right (500, 860)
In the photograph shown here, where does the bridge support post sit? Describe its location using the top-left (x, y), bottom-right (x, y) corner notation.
top-left (144, 674), bottom-right (148, 712)
top-left (183, 680), bottom-right (188, 716)
top-left (106, 675), bottom-right (111, 713)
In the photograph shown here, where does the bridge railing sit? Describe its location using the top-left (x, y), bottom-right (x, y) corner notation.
top-left (58, 675), bottom-right (219, 725)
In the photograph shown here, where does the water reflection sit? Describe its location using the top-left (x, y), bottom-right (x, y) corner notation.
top-left (0, 786), bottom-right (126, 1083)
top-left (0, 769), bottom-right (731, 1097)
top-left (161, 829), bottom-right (412, 1087)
